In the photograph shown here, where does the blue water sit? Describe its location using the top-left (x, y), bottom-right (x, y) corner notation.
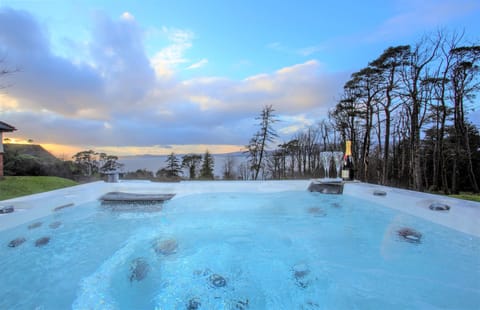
top-left (0, 191), bottom-right (479, 309)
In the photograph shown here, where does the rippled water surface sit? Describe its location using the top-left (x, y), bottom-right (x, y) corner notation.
top-left (1, 191), bottom-right (479, 309)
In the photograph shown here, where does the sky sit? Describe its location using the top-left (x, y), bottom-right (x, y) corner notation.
top-left (0, 0), bottom-right (479, 157)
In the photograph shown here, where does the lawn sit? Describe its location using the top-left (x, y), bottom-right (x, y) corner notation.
top-left (0, 176), bottom-right (78, 201)
top-left (450, 193), bottom-right (480, 203)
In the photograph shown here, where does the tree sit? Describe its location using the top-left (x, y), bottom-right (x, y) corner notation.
top-left (222, 155), bottom-right (236, 180)
top-left (124, 169), bottom-right (154, 180)
top-left (4, 146), bottom-right (74, 178)
top-left (71, 150), bottom-right (123, 178)
top-left (245, 133), bottom-right (260, 179)
top-left (399, 36), bottom-right (440, 191)
top-left (279, 139), bottom-right (299, 178)
top-left (72, 150), bottom-right (98, 176)
top-left (200, 150), bottom-right (214, 179)
top-left (332, 84), bottom-right (363, 173)
top-left (100, 154), bottom-right (122, 173)
top-left (449, 44), bottom-right (480, 193)
top-left (164, 152), bottom-right (182, 177)
top-left (182, 154), bottom-right (202, 179)
top-left (237, 162), bottom-right (250, 180)
top-left (265, 149), bottom-right (284, 179)
top-left (246, 105), bottom-right (278, 180)
top-left (369, 45), bottom-right (410, 184)
top-left (423, 31), bottom-right (463, 193)
top-left (348, 67), bottom-right (383, 181)
top-left (4, 152), bottom-right (45, 176)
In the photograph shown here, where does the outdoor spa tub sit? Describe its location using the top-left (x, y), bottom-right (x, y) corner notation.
top-left (0, 180), bottom-right (479, 309)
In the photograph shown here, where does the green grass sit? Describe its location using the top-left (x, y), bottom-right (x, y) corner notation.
top-left (0, 176), bottom-right (78, 201)
top-left (450, 193), bottom-right (480, 203)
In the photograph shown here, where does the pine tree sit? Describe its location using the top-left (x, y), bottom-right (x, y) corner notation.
top-left (200, 150), bottom-right (214, 179)
top-left (164, 152), bottom-right (182, 177)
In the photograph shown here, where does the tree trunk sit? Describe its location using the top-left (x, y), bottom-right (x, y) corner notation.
top-left (451, 151), bottom-right (458, 194)
top-left (382, 108), bottom-right (391, 185)
top-left (459, 104), bottom-right (479, 193)
top-left (439, 103), bottom-right (449, 194)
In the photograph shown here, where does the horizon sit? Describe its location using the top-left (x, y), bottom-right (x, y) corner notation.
top-left (1, 1), bottom-right (479, 157)
top-left (2, 141), bottom-right (247, 176)
top-left (2, 140), bottom-right (247, 158)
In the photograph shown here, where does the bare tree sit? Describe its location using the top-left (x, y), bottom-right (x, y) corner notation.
top-left (369, 45), bottom-right (410, 184)
top-left (449, 44), bottom-right (480, 193)
top-left (237, 162), bottom-right (250, 180)
top-left (246, 105), bottom-right (278, 180)
top-left (222, 155), bottom-right (236, 180)
top-left (400, 36), bottom-right (440, 191)
top-left (422, 31), bottom-right (462, 193)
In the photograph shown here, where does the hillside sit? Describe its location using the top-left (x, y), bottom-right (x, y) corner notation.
top-left (4, 144), bottom-right (59, 163)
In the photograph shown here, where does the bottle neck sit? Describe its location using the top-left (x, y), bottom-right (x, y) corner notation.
top-left (345, 140), bottom-right (352, 156)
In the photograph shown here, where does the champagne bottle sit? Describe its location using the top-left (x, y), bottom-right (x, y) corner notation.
top-left (342, 140), bottom-right (354, 181)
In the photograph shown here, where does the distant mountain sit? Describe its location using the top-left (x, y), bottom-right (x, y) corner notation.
top-left (4, 144), bottom-right (59, 163)
top-left (120, 151), bottom-right (246, 159)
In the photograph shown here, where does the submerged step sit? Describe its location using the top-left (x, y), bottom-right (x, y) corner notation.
top-left (99, 192), bottom-right (175, 212)
top-left (307, 180), bottom-right (344, 194)
top-left (99, 192), bottom-right (175, 203)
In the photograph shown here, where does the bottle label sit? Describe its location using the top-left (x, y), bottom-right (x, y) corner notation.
top-left (341, 170), bottom-right (350, 179)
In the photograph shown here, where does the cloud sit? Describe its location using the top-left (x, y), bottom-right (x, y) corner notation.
top-left (0, 7), bottom-right (157, 120)
top-left (131, 60), bottom-right (346, 145)
top-left (151, 27), bottom-right (194, 77)
top-left (1, 7), bottom-right (347, 155)
top-left (186, 58), bottom-right (208, 70)
top-left (121, 11), bottom-right (135, 21)
top-left (89, 11), bottom-right (155, 105)
top-left (278, 114), bottom-right (314, 135)
top-left (0, 7), bottom-right (104, 118)
top-left (5, 58), bottom-right (345, 148)
top-left (0, 7), bottom-right (49, 52)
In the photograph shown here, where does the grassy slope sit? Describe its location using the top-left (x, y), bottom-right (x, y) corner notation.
top-left (450, 194), bottom-right (480, 203)
top-left (0, 176), bottom-right (78, 201)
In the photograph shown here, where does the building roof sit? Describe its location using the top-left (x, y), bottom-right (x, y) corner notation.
top-left (0, 121), bottom-right (17, 132)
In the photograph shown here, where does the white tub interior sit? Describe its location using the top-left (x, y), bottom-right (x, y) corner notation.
top-left (1, 180), bottom-right (479, 237)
